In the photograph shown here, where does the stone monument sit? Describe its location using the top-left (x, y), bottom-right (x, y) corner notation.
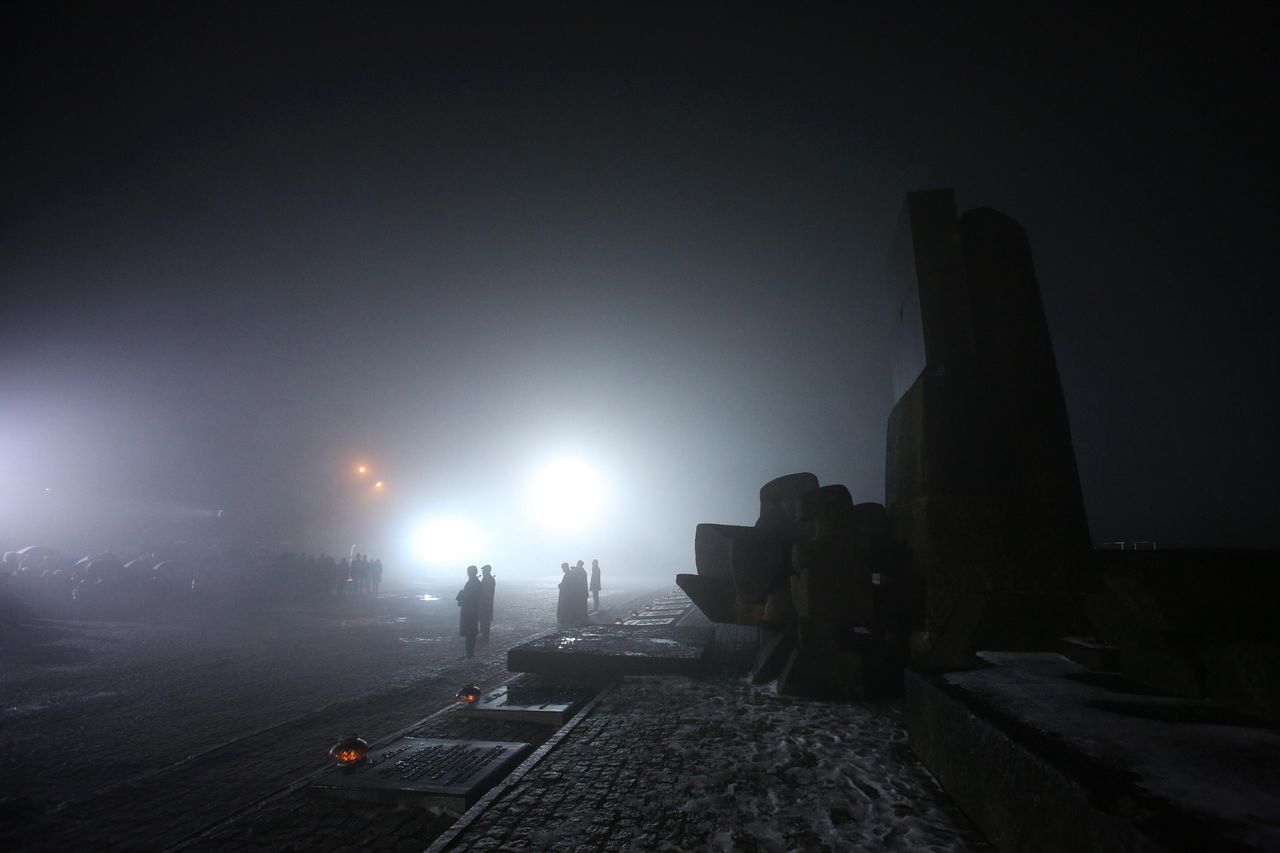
top-left (680, 188), bottom-right (1094, 688)
top-left (886, 188), bottom-right (1090, 667)
top-left (679, 473), bottom-right (892, 698)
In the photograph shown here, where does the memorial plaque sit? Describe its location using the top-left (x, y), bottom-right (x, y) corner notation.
top-left (624, 617), bottom-right (677, 626)
top-left (457, 676), bottom-right (595, 725)
top-left (508, 624), bottom-right (715, 678)
top-left (642, 606), bottom-right (688, 615)
top-left (309, 737), bottom-right (531, 810)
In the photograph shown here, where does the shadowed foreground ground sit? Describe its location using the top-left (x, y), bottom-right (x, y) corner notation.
top-left (0, 581), bottom-right (575, 850)
top-left (2, 583), bottom-right (987, 852)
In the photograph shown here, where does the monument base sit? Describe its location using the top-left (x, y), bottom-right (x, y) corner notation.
top-left (507, 625), bottom-right (715, 679)
top-left (456, 675), bottom-right (599, 725)
top-left (309, 737), bottom-right (531, 811)
top-left (905, 653), bottom-right (1280, 853)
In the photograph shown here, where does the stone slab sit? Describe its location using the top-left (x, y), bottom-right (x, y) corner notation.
top-left (677, 573), bottom-right (762, 625)
top-left (507, 625), bottom-right (716, 678)
top-left (455, 677), bottom-right (595, 725)
top-left (905, 654), bottom-right (1280, 853)
top-left (309, 737), bottom-right (531, 811)
top-left (1059, 636), bottom-right (1121, 672)
top-left (624, 617), bottom-right (677, 626)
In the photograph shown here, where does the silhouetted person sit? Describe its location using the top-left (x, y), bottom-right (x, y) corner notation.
top-left (456, 565), bottom-right (481, 658)
top-left (478, 564), bottom-right (495, 643)
top-left (351, 554), bottom-right (368, 595)
top-left (556, 562), bottom-right (572, 625)
top-left (337, 558), bottom-right (350, 596)
top-left (372, 558), bottom-right (383, 596)
top-left (572, 560), bottom-right (590, 623)
top-left (589, 559), bottom-right (601, 611)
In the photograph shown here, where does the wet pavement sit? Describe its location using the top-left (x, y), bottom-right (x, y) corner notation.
top-left (2, 584), bottom-right (990, 852)
top-left (0, 581), bottom-right (592, 851)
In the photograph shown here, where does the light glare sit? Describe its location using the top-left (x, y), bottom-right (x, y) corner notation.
top-left (528, 457), bottom-right (604, 533)
top-left (412, 517), bottom-right (484, 565)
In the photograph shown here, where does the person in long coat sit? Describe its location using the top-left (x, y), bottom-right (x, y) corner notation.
top-left (572, 560), bottom-right (590, 623)
top-left (556, 562), bottom-right (572, 625)
top-left (478, 564), bottom-right (496, 643)
top-left (456, 565), bottom-right (481, 658)
top-left (589, 559), bottom-right (602, 611)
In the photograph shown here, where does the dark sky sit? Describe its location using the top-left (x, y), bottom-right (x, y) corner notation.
top-left (4, 3), bottom-right (1278, 576)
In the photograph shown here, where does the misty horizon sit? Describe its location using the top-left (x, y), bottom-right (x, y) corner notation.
top-left (4, 6), bottom-right (1278, 582)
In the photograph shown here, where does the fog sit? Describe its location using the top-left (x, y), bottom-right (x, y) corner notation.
top-left (4, 6), bottom-right (1278, 587)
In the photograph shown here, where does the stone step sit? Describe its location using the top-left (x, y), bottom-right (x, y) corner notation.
top-left (905, 653), bottom-right (1280, 853)
top-left (507, 625), bottom-right (716, 679)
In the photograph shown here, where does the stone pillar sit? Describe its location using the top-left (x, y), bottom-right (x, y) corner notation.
top-left (886, 190), bottom-right (1090, 667)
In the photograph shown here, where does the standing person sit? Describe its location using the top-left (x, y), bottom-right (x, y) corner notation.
top-left (478, 564), bottom-right (495, 643)
top-left (572, 560), bottom-right (590, 623)
top-left (456, 565), bottom-right (481, 659)
top-left (556, 562), bottom-right (572, 625)
top-left (351, 554), bottom-right (367, 596)
top-left (336, 558), bottom-right (350, 596)
top-left (589, 559), bottom-right (602, 611)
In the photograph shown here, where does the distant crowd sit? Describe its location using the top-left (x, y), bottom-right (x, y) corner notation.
top-left (0, 545), bottom-right (384, 621)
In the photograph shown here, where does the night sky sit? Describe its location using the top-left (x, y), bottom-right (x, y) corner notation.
top-left (4, 4), bottom-right (1278, 578)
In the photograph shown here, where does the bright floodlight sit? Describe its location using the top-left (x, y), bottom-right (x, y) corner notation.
top-left (528, 457), bottom-right (604, 533)
top-left (357, 465), bottom-right (368, 474)
top-left (412, 518), bottom-right (484, 565)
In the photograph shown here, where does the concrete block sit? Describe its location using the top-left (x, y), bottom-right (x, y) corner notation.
top-left (507, 625), bottom-right (715, 679)
top-left (757, 472), bottom-right (819, 536)
top-left (905, 655), bottom-right (1280, 852)
top-left (693, 523), bottom-right (789, 605)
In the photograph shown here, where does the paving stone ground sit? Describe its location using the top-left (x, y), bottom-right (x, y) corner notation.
top-left (4, 587), bottom-right (991, 852)
top-left (439, 678), bottom-right (989, 853)
top-left (1, 582), bottom-right (649, 852)
top-left (429, 617), bottom-right (989, 853)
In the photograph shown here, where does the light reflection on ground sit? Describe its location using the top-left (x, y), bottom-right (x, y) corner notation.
top-left (374, 591), bottom-right (440, 602)
top-left (337, 615), bottom-right (409, 628)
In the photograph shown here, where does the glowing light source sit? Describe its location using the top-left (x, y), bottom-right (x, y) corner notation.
top-left (329, 734), bottom-right (369, 767)
top-left (356, 465), bottom-right (368, 475)
top-left (412, 517), bottom-right (484, 565)
top-left (374, 481), bottom-right (384, 489)
top-left (527, 457), bottom-right (604, 533)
